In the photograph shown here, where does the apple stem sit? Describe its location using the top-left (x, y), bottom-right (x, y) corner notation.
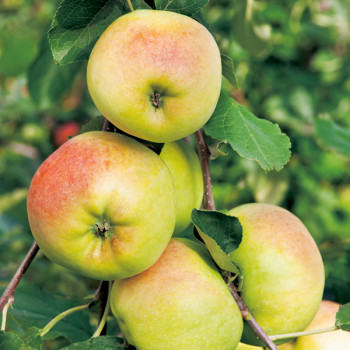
top-left (269, 325), bottom-right (338, 341)
top-left (0, 241), bottom-right (39, 313)
top-left (1, 297), bottom-right (13, 331)
top-left (126, 0), bottom-right (134, 12)
top-left (40, 302), bottom-right (91, 337)
top-left (194, 131), bottom-right (279, 350)
top-left (195, 129), bottom-right (216, 211)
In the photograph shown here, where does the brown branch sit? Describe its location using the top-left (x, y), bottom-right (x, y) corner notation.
top-left (194, 129), bottom-right (278, 350)
top-left (0, 241), bottom-right (39, 312)
top-left (226, 275), bottom-right (279, 350)
top-left (194, 129), bottom-right (216, 211)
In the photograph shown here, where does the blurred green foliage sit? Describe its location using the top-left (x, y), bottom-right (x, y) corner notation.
top-left (0, 0), bottom-right (350, 347)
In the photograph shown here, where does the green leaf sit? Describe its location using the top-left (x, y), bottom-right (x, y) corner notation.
top-left (0, 332), bottom-right (24, 350)
top-left (28, 33), bottom-right (81, 109)
top-left (221, 55), bottom-right (238, 88)
top-left (61, 336), bottom-right (125, 349)
top-left (314, 119), bottom-right (350, 157)
top-left (154, 0), bottom-right (208, 16)
top-left (23, 327), bottom-right (43, 350)
top-left (48, 0), bottom-right (139, 65)
top-left (191, 209), bottom-right (242, 276)
top-left (204, 93), bottom-right (291, 172)
top-left (1, 284), bottom-right (92, 343)
top-left (81, 116), bottom-right (105, 133)
top-left (336, 303), bottom-right (350, 331)
top-left (232, 0), bottom-right (272, 58)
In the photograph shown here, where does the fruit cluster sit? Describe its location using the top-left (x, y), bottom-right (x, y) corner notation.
top-left (27, 9), bottom-right (328, 350)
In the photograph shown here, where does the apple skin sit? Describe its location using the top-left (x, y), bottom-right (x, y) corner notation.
top-left (110, 238), bottom-right (243, 350)
top-left (87, 10), bottom-right (222, 143)
top-left (293, 300), bottom-right (350, 350)
top-left (160, 140), bottom-right (204, 235)
top-left (228, 203), bottom-right (325, 346)
top-left (27, 131), bottom-right (176, 280)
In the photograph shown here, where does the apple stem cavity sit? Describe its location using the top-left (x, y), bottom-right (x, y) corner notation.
top-left (151, 91), bottom-right (162, 109)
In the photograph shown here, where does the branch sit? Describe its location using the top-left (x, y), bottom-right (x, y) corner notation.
top-left (194, 129), bottom-right (216, 211)
top-left (194, 129), bottom-right (278, 350)
top-left (0, 241), bottom-right (39, 312)
top-left (226, 275), bottom-right (279, 350)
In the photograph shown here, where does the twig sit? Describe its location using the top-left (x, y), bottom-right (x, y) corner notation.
top-left (227, 275), bottom-right (279, 350)
top-left (0, 241), bottom-right (39, 312)
top-left (194, 130), bottom-right (278, 350)
top-left (194, 129), bottom-right (216, 211)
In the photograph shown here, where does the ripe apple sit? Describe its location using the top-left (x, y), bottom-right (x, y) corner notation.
top-left (110, 238), bottom-right (243, 350)
top-left (87, 10), bottom-right (222, 143)
top-left (228, 203), bottom-right (325, 346)
top-left (54, 121), bottom-right (80, 146)
top-left (293, 300), bottom-right (350, 350)
top-left (27, 131), bottom-right (176, 280)
top-left (159, 140), bottom-right (204, 235)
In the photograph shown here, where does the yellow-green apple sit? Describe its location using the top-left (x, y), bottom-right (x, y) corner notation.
top-left (159, 140), bottom-right (204, 235)
top-left (87, 10), bottom-right (222, 143)
top-left (110, 238), bottom-right (243, 350)
top-left (228, 203), bottom-right (325, 346)
top-left (293, 300), bottom-right (350, 350)
top-left (27, 131), bottom-right (176, 280)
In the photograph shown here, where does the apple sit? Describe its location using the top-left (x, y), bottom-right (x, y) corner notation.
top-left (228, 203), bottom-right (325, 346)
top-left (293, 300), bottom-right (350, 350)
top-left (54, 121), bottom-right (80, 147)
top-left (110, 238), bottom-right (243, 350)
top-left (160, 140), bottom-right (204, 235)
top-left (87, 10), bottom-right (222, 143)
top-left (27, 131), bottom-right (176, 280)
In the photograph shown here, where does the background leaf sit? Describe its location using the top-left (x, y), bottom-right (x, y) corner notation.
top-left (1, 284), bottom-right (93, 343)
top-left (232, 0), bottom-right (272, 58)
top-left (48, 0), bottom-right (139, 65)
top-left (28, 33), bottom-right (81, 109)
top-left (221, 55), bottom-right (238, 88)
top-left (62, 336), bottom-right (125, 349)
top-left (314, 119), bottom-right (350, 157)
top-left (0, 332), bottom-right (24, 350)
top-left (204, 93), bottom-right (291, 172)
top-left (154, 0), bottom-right (208, 16)
top-left (336, 303), bottom-right (350, 331)
top-left (191, 209), bottom-right (242, 275)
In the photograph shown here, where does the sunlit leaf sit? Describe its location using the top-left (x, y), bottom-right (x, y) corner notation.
top-left (204, 93), bottom-right (291, 172)
top-left (155, 0), bottom-right (208, 16)
top-left (336, 303), bottom-right (350, 331)
top-left (49, 0), bottom-right (139, 65)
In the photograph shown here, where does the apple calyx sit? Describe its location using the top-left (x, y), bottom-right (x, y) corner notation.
top-left (150, 91), bottom-right (162, 109)
top-left (95, 220), bottom-right (112, 240)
